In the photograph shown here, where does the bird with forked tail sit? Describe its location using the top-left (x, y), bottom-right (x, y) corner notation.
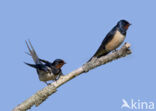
top-left (88, 20), bottom-right (131, 62)
top-left (24, 40), bottom-right (66, 85)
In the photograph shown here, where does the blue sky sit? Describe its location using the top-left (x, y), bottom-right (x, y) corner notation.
top-left (0, 0), bottom-right (156, 111)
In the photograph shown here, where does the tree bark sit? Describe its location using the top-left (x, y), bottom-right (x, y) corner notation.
top-left (13, 43), bottom-right (131, 111)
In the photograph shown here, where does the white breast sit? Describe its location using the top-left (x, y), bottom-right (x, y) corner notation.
top-left (105, 30), bottom-right (125, 51)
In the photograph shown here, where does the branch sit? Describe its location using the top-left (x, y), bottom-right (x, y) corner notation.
top-left (13, 42), bottom-right (131, 111)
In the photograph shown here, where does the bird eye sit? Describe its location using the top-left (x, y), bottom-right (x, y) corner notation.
top-left (124, 24), bottom-right (130, 30)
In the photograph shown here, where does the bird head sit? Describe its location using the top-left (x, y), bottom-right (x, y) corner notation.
top-left (52, 59), bottom-right (66, 69)
top-left (117, 20), bottom-right (131, 30)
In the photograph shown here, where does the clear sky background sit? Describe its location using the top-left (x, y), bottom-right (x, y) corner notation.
top-left (0, 0), bottom-right (156, 111)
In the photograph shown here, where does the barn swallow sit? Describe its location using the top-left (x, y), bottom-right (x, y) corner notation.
top-left (39, 58), bottom-right (66, 80)
top-left (88, 20), bottom-right (131, 61)
top-left (24, 40), bottom-right (66, 85)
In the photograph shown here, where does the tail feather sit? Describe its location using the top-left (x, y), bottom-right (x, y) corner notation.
top-left (25, 51), bottom-right (31, 56)
top-left (25, 40), bottom-right (40, 64)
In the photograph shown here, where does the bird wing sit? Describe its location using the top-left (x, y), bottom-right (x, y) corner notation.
top-left (24, 61), bottom-right (50, 73)
top-left (89, 26), bottom-right (117, 60)
top-left (39, 58), bottom-right (51, 67)
top-left (24, 62), bottom-right (38, 68)
top-left (101, 26), bottom-right (117, 49)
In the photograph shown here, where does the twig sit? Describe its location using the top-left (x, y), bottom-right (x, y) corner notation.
top-left (13, 42), bottom-right (131, 111)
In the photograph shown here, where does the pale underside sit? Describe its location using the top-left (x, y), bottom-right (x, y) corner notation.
top-left (105, 30), bottom-right (125, 51)
top-left (38, 70), bottom-right (58, 81)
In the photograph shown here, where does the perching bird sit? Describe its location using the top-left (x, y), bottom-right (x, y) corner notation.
top-left (39, 58), bottom-right (66, 80)
top-left (89, 20), bottom-right (131, 61)
top-left (24, 40), bottom-right (66, 85)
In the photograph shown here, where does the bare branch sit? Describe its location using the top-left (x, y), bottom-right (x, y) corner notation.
top-left (13, 42), bottom-right (131, 111)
